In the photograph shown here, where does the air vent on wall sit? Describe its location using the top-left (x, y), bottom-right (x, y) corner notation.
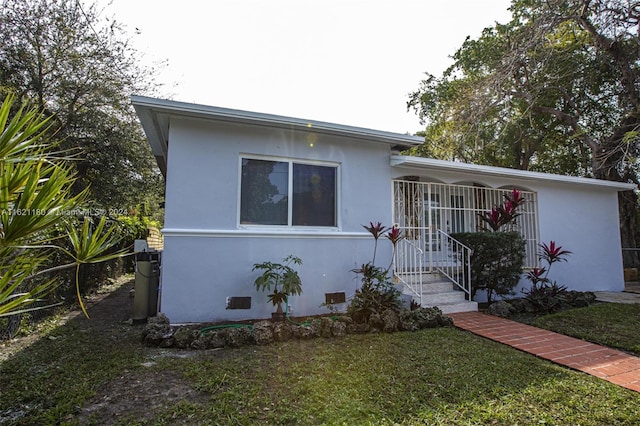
top-left (225, 296), bottom-right (251, 310)
top-left (325, 292), bottom-right (346, 304)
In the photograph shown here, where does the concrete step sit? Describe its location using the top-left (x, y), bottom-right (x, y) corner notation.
top-left (397, 273), bottom-right (456, 284)
top-left (397, 272), bottom-right (478, 314)
top-left (420, 281), bottom-right (455, 293)
top-left (421, 290), bottom-right (467, 305)
top-left (400, 280), bottom-right (454, 295)
top-left (434, 300), bottom-right (479, 314)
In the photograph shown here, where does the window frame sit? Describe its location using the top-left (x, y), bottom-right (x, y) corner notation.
top-left (238, 155), bottom-right (340, 230)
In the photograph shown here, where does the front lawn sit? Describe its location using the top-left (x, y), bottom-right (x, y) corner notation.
top-left (1, 280), bottom-right (639, 425)
top-left (532, 302), bottom-right (640, 355)
top-left (156, 329), bottom-right (639, 425)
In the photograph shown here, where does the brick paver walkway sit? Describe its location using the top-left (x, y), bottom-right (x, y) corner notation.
top-left (449, 311), bottom-right (640, 393)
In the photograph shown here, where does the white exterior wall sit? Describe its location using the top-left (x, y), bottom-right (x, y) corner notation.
top-left (392, 167), bottom-right (626, 296)
top-left (161, 118), bottom-right (395, 323)
top-left (534, 182), bottom-right (624, 293)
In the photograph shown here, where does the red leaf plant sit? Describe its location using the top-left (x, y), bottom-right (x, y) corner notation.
top-left (540, 241), bottom-right (572, 265)
top-left (363, 221), bottom-right (390, 264)
top-left (478, 188), bottom-right (527, 232)
top-left (525, 241), bottom-right (572, 290)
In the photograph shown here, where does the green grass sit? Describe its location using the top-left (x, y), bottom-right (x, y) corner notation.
top-left (532, 302), bottom-right (640, 355)
top-left (0, 316), bottom-right (145, 425)
top-left (2, 294), bottom-right (640, 425)
top-left (158, 329), bottom-right (640, 425)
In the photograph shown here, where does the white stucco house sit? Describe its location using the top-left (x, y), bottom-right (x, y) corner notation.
top-left (132, 95), bottom-right (635, 324)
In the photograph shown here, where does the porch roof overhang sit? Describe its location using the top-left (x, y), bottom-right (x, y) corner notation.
top-left (390, 155), bottom-right (638, 192)
top-left (132, 95), bottom-right (424, 176)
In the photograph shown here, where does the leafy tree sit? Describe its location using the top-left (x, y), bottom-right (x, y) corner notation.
top-left (0, 94), bottom-right (124, 318)
top-left (409, 0), bottom-right (640, 264)
top-left (0, 0), bottom-right (163, 213)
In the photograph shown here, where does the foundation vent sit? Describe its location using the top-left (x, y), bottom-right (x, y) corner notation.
top-left (325, 292), bottom-right (346, 305)
top-left (225, 297), bottom-right (251, 310)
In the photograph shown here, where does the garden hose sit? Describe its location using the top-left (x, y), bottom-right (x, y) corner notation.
top-left (198, 296), bottom-right (343, 334)
top-left (285, 296), bottom-right (311, 326)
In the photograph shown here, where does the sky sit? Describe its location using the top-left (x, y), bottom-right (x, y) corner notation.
top-left (98, 0), bottom-right (513, 134)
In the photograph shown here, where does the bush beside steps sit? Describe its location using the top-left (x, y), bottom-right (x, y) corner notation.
top-left (142, 307), bottom-right (453, 349)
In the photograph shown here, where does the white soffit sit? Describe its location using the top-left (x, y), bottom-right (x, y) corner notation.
top-left (391, 155), bottom-right (637, 191)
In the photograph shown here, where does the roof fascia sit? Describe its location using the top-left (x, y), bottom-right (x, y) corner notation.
top-left (131, 95), bottom-right (423, 147)
top-left (391, 155), bottom-right (637, 191)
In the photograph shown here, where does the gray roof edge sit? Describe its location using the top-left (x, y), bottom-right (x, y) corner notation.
top-left (391, 155), bottom-right (638, 191)
top-left (131, 95), bottom-right (423, 146)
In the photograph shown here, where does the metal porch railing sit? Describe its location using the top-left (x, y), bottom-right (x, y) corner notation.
top-left (431, 230), bottom-right (472, 300)
top-left (392, 179), bottom-right (539, 269)
top-left (394, 230), bottom-right (472, 302)
top-left (393, 238), bottom-right (424, 305)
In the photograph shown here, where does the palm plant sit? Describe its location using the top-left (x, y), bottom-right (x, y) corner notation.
top-left (0, 94), bottom-right (126, 319)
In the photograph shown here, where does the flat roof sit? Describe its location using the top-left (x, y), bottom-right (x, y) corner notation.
top-left (391, 155), bottom-right (637, 191)
top-left (132, 96), bottom-right (636, 192)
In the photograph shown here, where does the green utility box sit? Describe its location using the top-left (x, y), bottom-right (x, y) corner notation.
top-left (133, 251), bottom-right (160, 324)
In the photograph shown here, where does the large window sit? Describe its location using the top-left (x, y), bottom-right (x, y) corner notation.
top-left (240, 157), bottom-right (337, 227)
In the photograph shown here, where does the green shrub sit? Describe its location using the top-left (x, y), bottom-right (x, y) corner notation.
top-left (252, 255), bottom-right (303, 315)
top-left (520, 241), bottom-right (577, 314)
top-left (452, 231), bottom-right (526, 304)
top-left (347, 263), bottom-right (401, 324)
top-left (347, 222), bottom-right (403, 324)
top-left (522, 281), bottom-right (568, 313)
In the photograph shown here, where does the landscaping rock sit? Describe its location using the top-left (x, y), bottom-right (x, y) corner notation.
top-left (381, 309), bottom-right (400, 333)
top-left (141, 313), bottom-right (173, 346)
top-left (273, 322), bottom-right (293, 342)
top-left (158, 337), bottom-right (175, 348)
top-left (191, 331), bottom-right (226, 350)
top-left (509, 297), bottom-right (534, 313)
top-left (309, 319), bottom-right (322, 336)
top-left (221, 327), bottom-right (253, 347)
top-left (331, 320), bottom-right (347, 337)
top-left (173, 327), bottom-right (197, 349)
top-left (190, 332), bottom-right (208, 350)
top-left (487, 300), bottom-right (515, 318)
top-left (205, 332), bottom-right (226, 349)
top-left (399, 307), bottom-right (448, 329)
top-left (253, 320), bottom-right (274, 346)
top-left (349, 322), bottom-right (371, 334)
top-left (291, 325), bottom-right (316, 339)
top-left (335, 316), bottom-right (353, 325)
top-left (141, 308), bottom-right (455, 350)
top-left (319, 317), bottom-right (334, 338)
top-left (368, 313), bottom-right (384, 332)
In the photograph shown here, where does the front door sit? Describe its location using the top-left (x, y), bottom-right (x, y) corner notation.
top-left (425, 195), bottom-right (443, 256)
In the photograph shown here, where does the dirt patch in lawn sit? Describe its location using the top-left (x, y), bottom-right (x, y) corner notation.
top-left (1, 276), bottom-right (211, 425)
top-left (73, 278), bottom-right (210, 424)
top-left (75, 368), bottom-right (209, 425)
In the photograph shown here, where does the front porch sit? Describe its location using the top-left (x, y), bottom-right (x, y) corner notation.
top-left (392, 179), bottom-right (539, 312)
